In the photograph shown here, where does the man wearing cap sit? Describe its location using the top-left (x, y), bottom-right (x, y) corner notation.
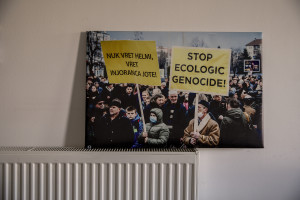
top-left (182, 100), bottom-right (220, 147)
top-left (93, 100), bottom-right (134, 148)
top-left (163, 90), bottom-right (187, 147)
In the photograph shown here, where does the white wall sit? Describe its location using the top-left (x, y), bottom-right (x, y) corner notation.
top-left (0, 0), bottom-right (300, 199)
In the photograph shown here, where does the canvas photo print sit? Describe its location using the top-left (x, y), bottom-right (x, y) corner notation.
top-left (85, 31), bottom-right (263, 149)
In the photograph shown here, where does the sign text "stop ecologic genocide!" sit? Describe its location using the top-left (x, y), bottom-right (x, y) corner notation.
top-left (173, 53), bottom-right (225, 87)
top-left (170, 47), bottom-right (231, 95)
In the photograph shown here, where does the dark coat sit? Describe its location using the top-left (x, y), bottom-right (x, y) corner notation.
top-left (94, 113), bottom-right (134, 148)
top-left (121, 93), bottom-right (139, 110)
top-left (219, 108), bottom-right (260, 147)
top-left (100, 86), bottom-right (119, 105)
top-left (209, 100), bottom-right (227, 124)
top-left (163, 102), bottom-right (187, 147)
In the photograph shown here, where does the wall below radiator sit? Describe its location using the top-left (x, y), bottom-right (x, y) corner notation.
top-left (0, 148), bottom-right (198, 200)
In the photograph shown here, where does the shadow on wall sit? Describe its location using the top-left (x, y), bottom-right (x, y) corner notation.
top-left (64, 32), bottom-right (86, 147)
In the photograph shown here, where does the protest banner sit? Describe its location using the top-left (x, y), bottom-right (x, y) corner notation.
top-left (170, 46), bottom-right (231, 133)
top-left (170, 47), bottom-right (231, 96)
top-left (101, 40), bottom-right (161, 86)
top-left (101, 40), bottom-right (161, 133)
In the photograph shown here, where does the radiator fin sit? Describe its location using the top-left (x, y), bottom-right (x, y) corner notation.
top-left (1, 162), bottom-right (195, 200)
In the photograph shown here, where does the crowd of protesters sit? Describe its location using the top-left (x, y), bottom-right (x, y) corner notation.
top-left (86, 74), bottom-right (263, 148)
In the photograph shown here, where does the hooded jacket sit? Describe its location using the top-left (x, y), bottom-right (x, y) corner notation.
top-left (139, 108), bottom-right (169, 147)
top-left (220, 108), bottom-right (260, 147)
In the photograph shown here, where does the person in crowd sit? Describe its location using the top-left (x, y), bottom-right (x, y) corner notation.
top-left (93, 100), bottom-right (134, 148)
top-left (92, 96), bottom-right (108, 120)
top-left (187, 93), bottom-right (212, 122)
top-left (121, 84), bottom-right (138, 109)
top-left (243, 80), bottom-right (253, 93)
top-left (101, 83), bottom-right (118, 105)
top-left (141, 91), bottom-right (150, 109)
top-left (126, 106), bottom-right (143, 148)
top-left (231, 78), bottom-right (238, 89)
top-left (163, 90), bottom-right (187, 148)
top-left (219, 98), bottom-right (260, 147)
top-left (144, 94), bottom-right (165, 123)
top-left (94, 81), bottom-right (103, 95)
top-left (146, 85), bottom-right (154, 97)
top-left (182, 93), bottom-right (189, 111)
top-left (138, 108), bottom-right (169, 148)
top-left (86, 96), bottom-right (109, 145)
top-left (160, 82), bottom-right (169, 98)
top-left (183, 100), bottom-right (220, 147)
top-left (87, 85), bottom-right (100, 102)
top-left (209, 95), bottom-right (227, 125)
top-left (177, 91), bottom-right (185, 104)
top-left (243, 95), bottom-right (256, 121)
top-left (145, 96), bottom-right (151, 106)
top-left (188, 93), bottom-right (196, 108)
top-left (152, 88), bottom-right (162, 96)
top-left (250, 77), bottom-right (258, 90)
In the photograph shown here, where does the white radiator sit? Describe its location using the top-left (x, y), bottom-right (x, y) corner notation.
top-left (0, 147), bottom-right (199, 200)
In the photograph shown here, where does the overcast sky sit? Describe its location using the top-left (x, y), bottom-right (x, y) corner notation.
top-left (107, 31), bottom-right (262, 50)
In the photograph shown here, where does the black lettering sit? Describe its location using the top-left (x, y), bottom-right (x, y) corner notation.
top-left (107, 53), bottom-right (112, 58)
top-left (208, 66), bottom-right (214, 74)
top-left (200, 78), bottom-right (206, 85)
top-left (200, 66), bottom-right (207, 73)
top-left (194, 53), bottom-right (198, 60)
top-left (185, 76), bottom-right (191, 84)
top-left (181, 64), bottom-right (186, 72)
top-left (199, 53), bottom-right (206, 61)
top-left (175, 64), bottom-right (180, 71)
top-left (217, 79), bottom-right (223, 87)
top-left (218, 67), bottom-right (225, 74)
top-left (192, 77), bottom-right (199, 85)
top-left (187, 65), bottom-right (193, 72)
top-left (110, 70), bottom-right (116, 75)
top-left (207, 54), bottom-right (213, 61)
top-left (179, 76), bottom-right (184, 84)
top-left (172, 76), bottom-right (178, 83)
top-left (188, 53), bottom-right (193, 60)
top-left (195, 65), bottom-right (200, 73)
top-left (210, 79), bottom-right (216, 86)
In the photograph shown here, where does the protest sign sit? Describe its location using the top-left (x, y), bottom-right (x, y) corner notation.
top-left (170, 47), bottom-right (231, 96)
top-left (101, 40), bottom-right (161, 86)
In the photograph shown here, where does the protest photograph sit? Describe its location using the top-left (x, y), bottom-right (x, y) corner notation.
top-left (85, 31), bottom-right (263, 149)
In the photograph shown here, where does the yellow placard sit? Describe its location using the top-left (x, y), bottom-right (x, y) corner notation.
top-left (170, 47), bottom-right (231, 96)
top-left (101, 40), bottom-right (161, 86)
